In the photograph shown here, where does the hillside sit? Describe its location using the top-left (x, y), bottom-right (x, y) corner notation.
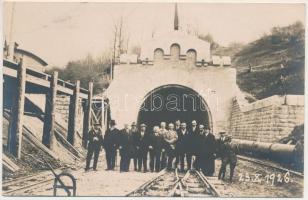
top-left (230, 21), bottom-right (305, 100)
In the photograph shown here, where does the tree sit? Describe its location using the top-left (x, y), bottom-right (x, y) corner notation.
top-left (46, 53), bottom-right (111, 94)
top-left (198, 33), bottom-right (220, 50)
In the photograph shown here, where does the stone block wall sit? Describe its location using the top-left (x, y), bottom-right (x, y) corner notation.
top-left (229, 95), bottom-right (304, 143)
top-left (55, 95), bottom-right (84, 134)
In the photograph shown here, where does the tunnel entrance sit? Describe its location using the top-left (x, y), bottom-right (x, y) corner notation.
top-left (137, 85), bottom-right (212, 131)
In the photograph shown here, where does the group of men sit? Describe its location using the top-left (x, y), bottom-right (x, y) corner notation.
top-left (85, 119), bottom-right (238, 182)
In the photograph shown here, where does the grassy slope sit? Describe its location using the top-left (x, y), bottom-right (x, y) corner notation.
top-left (219, 23), bottom-right (305, 100)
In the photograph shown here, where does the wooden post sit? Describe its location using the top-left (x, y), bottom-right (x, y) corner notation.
top-left (7, 59), bottom-right (26, 158)
top-left (82, 81), bottom-right (93, 148)
top-left (67, 80), bottom-right (80, 145)
top-left (42, 71), bottom-right (58, 149)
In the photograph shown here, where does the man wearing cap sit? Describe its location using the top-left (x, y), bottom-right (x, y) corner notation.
top-left (104, 120), bottom-right (120, 170)
top-left (199, 127), bottom-right (216, 176)
top-left (130, 122), bottom-right (139, 171)
top-left (118, 124), bottom-right (134, 172)
top-left (85, 124), bottom-right (103, 171)
top-left (219, 132), bottom-right (227, 143)
top-left (218, 136), bottom-right (238, 182)
top-left (138, 123), bottom-right (151, 172)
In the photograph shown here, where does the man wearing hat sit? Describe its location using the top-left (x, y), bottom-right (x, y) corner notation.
top-left (85, 124), bottom-right (103, 171)
top-left (130, 122), bottom-right (139, 171)
top-left (103, 120), bottom-right (120, 170)
top-left (137, 123), bottom-right (151, 172)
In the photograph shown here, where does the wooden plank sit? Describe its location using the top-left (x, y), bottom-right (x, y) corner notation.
top-left (42, 71), bottom-right (58, 149)
top-left (3, 107), bottom-right (59, 160)
top-left (54, 129), bottom-right (82, 159)
top-left (67, 80), bottom-right (80, 145)
top-left (2, 154), bottom-right (20, 172)
top-left (7, 59), bottom-right (26, 158)
top-left (3, 65), bottom-right (88, 98)
top-left (82, 81), bottom-right (93, 148)
top-left (23, 126), bottom-right (59, 160)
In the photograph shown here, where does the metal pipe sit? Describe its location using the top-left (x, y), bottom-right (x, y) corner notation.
top-left (231, 139), bottom-right (295, 162)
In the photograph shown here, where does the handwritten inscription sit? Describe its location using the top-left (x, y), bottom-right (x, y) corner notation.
top-left (238, 172), bottom-right (293, 186)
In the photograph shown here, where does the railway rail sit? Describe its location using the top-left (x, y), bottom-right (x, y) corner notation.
top-left (2, 169), bottom-right (63, 195)
top-left (237, 155), bottom-right (304, 178)
top-left (127, 168), bottom-right (222, 197)
top-left (3, 155), bottom-right (303, 196)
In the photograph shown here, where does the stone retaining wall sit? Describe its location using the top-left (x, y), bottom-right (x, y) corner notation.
top-left (229, 95), bottom-right (304, 143)
top-left (55, 95), bottom-right (84, 134)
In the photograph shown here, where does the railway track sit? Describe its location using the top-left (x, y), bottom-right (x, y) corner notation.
top-left (127, 169), bottom-right (222, 197)
top-left (2, 168), bottom-right (66, 196)
top-left (237, 155), bottom-right (304, 178)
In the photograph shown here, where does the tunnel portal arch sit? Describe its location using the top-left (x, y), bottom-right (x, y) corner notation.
top-left (137, 84), bottom-right (213, 131)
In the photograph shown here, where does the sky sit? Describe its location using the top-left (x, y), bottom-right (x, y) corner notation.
top-left (3, 2), bottom-right (305, 67)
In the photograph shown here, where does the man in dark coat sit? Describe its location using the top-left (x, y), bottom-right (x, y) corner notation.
top-left (176, 122), bottom-right (192, 171)
top-left (138, 123), bottom-right (151, 172)
top-left (130, 122), bottom-right (139, 171)
top-left (149, 126), bottom-right (164, 172)
top-left (85, 124), bottom-right (103, 171)
top-left (195, 124), bottom-right (205, 171)
top-left (218, 136), bottom-right (238, 182)
top-left (159, 122), bottom-right (168, 169)
top-left (175, 120), bottom-right (181, 132)
top-left (216, 132), bottom-right (227, 159)
top-left (103, 120), bottom-right (119, 170)
top-left (174, 120), bottom-right (181, 169)
top-left (199, 128), bottom-right (216, 176)
top-left (118, 124), bottom-right (134, 172)
top-left (190, 120), bottom-right (199, 168)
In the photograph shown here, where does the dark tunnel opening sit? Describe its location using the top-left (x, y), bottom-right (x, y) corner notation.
top-left (137, 85), bottom-right (212, 131)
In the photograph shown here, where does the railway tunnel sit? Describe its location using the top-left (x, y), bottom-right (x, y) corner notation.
top-left (137, 85), bottom-right (213, 130)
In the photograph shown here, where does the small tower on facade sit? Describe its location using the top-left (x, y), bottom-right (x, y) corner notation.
top-left (107, 3), bottom-right (237, 133)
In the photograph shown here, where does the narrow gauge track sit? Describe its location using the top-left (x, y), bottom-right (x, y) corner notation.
top-left (2, 168), bottom-right (65, 196)
top-left (237, 155), bottom-right (304, 178)
top-left (127, 169), bottom-right (220, 197)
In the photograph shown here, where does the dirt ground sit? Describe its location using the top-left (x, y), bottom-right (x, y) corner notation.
top-left (7, 154), bottom-right (304, 197)
top-left (8, 153), bottom-right (157, 196)
top-left (213, 159), bottom-right (303, 198)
